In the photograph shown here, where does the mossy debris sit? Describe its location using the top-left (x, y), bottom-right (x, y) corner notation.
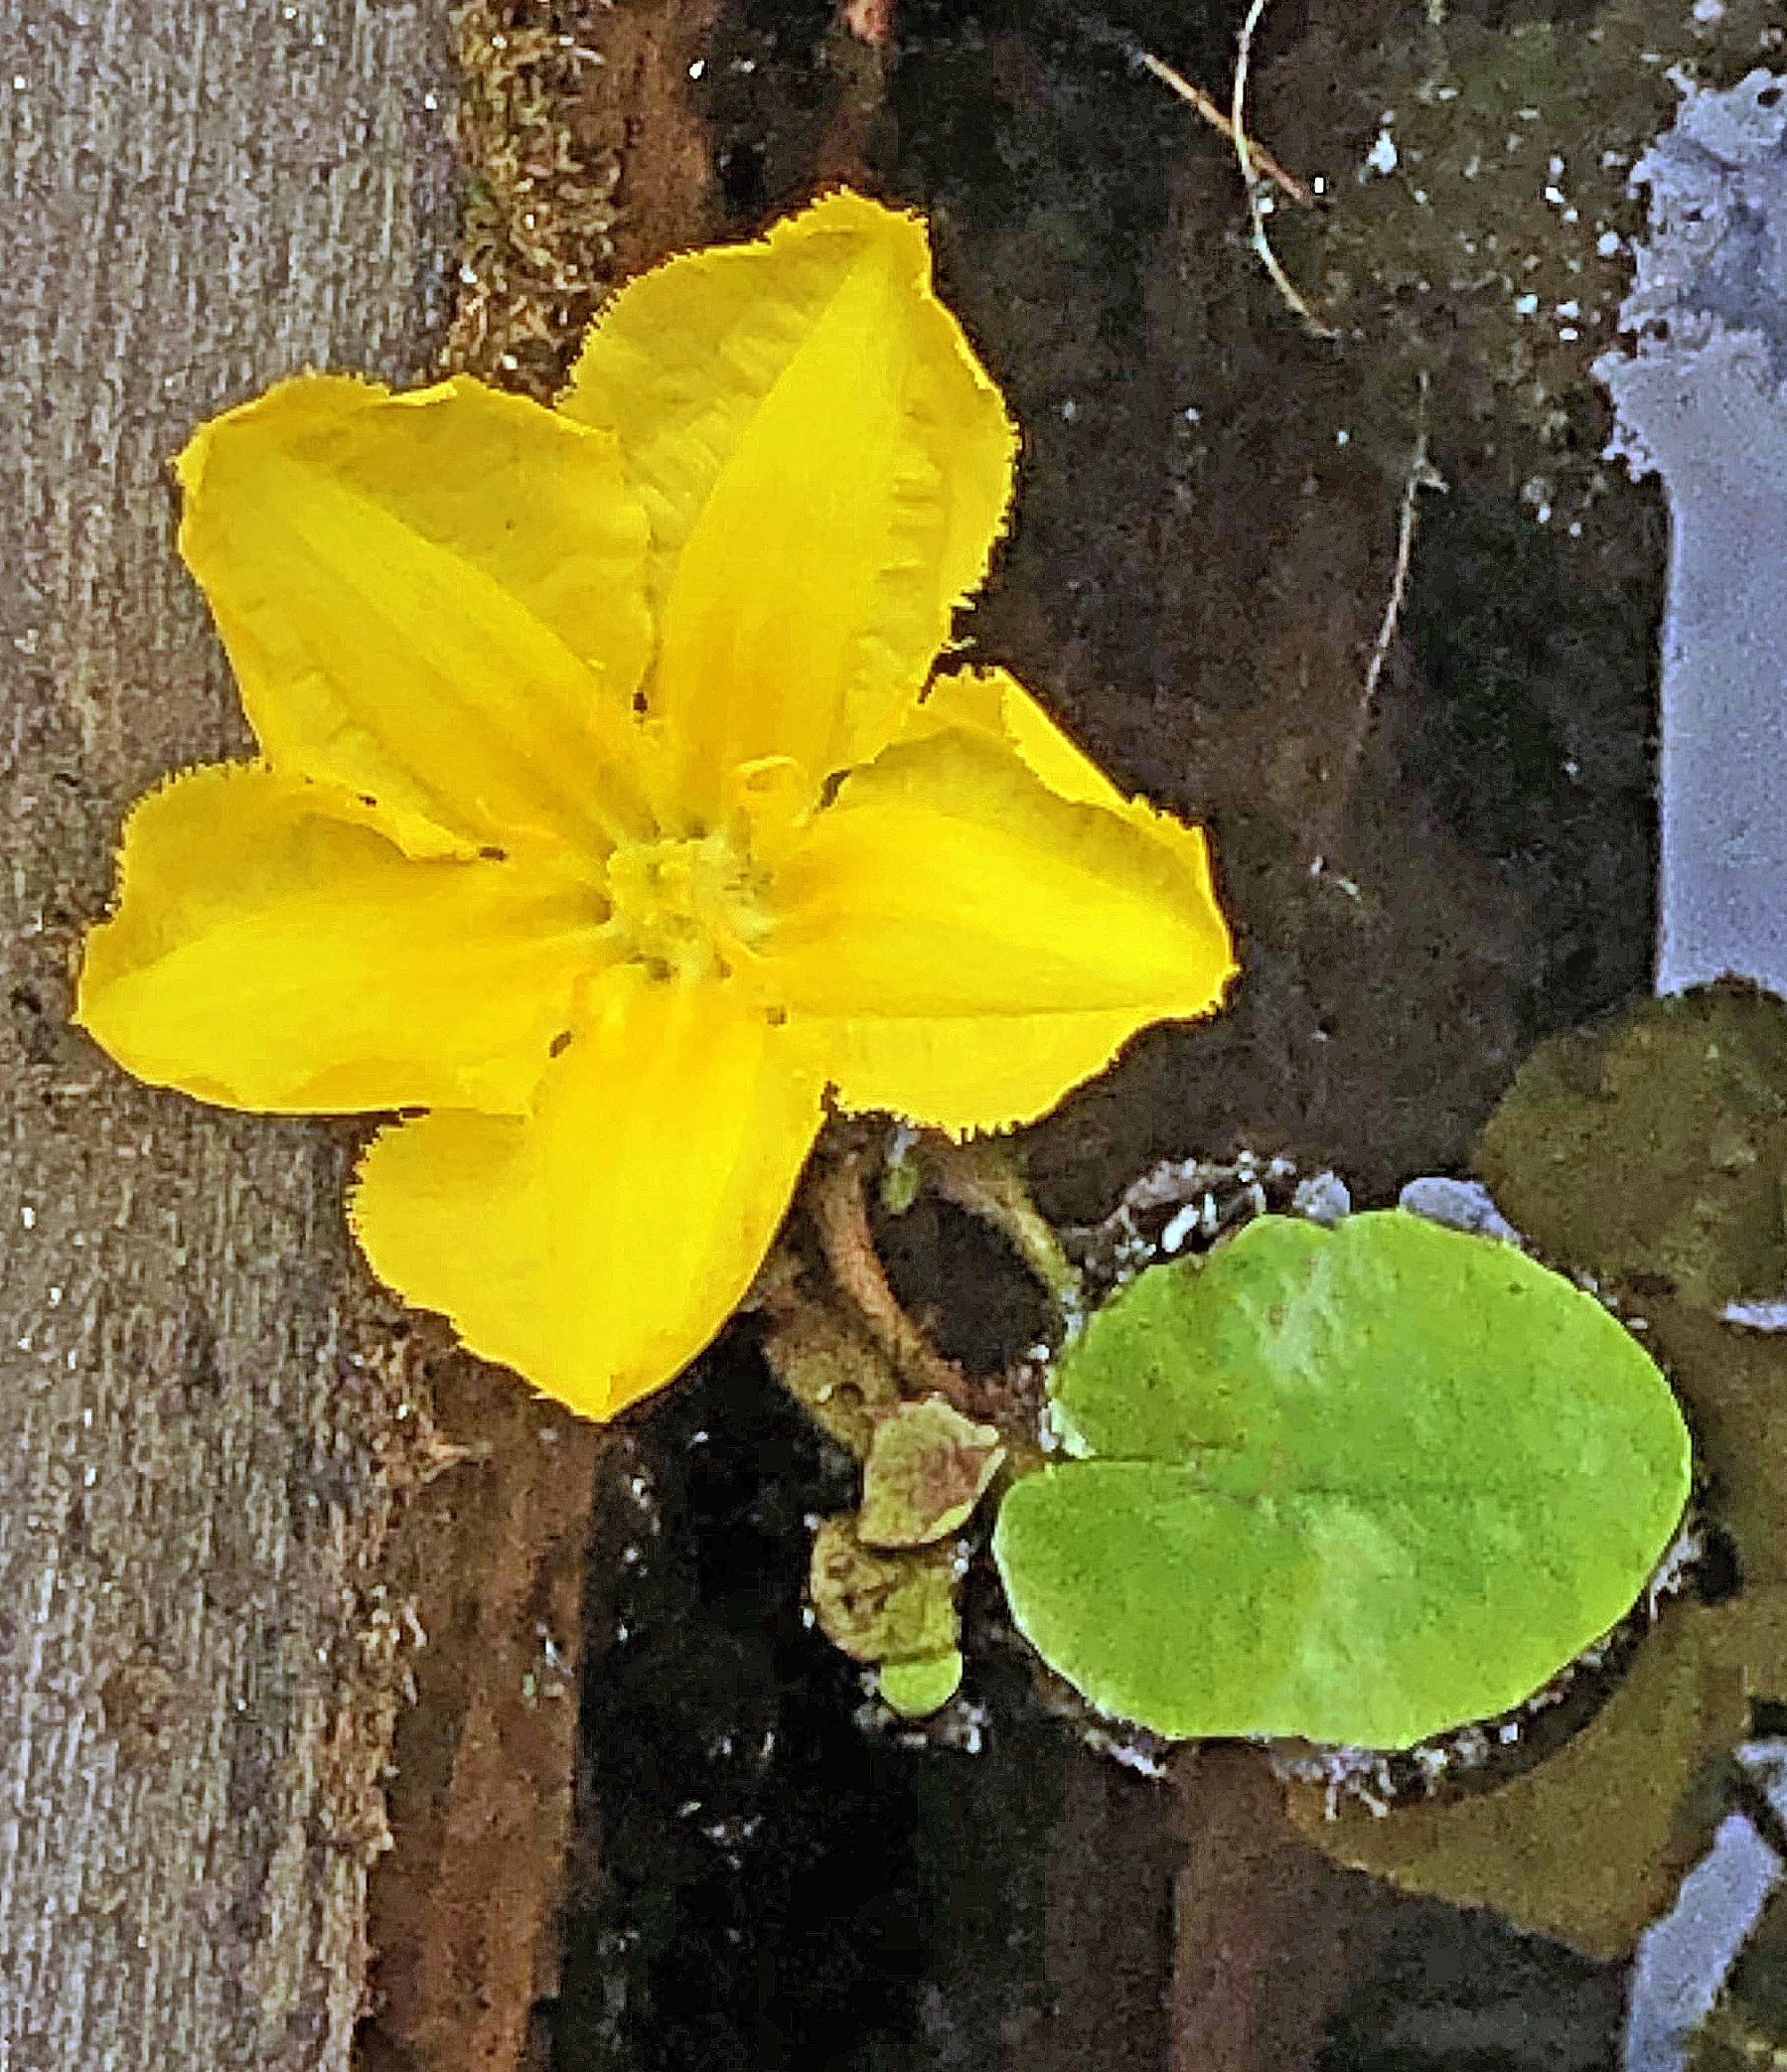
top-left (444, 0), bottom-right (623, 394)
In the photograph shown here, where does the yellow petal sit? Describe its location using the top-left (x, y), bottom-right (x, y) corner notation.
top-left (75, 765), bottom-right (607, 1113)
top-left (177, 372), bottom-right (657, 855)
top-left (558, 189), bottom-right (1016, 814)
top-left (895, 665), bottom-right (1135, 812)
top-left (349, 967), bottom-right (826, 1418)
top-left (760, 679), bottom-right (1238, 1133)
top-left (815, 1010), bottom-right (1164, 1138)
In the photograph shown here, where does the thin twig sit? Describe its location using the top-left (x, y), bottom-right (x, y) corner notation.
top-left (1232, 0), bottom-right (1336, 339)
top-left (1326, 371), bottom-right (1445, 840)
top-left (1135, 47), bottom-right (1309, 206)
top-left (1362, 370), bottom-right (1444, 721)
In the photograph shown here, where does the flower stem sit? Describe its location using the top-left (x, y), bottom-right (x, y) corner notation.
top-left (810, 1146), bottom-right (985, 1417)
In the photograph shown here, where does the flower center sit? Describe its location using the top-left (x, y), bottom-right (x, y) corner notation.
top-left (603, 827), bottom-right (773, 983)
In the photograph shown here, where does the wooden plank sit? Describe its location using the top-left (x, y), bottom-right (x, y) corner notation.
top-left (0, 2), bottom-right (458, 2064)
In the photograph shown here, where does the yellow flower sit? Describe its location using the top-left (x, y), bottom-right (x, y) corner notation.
top-left (75, 191), bottom-right (1237, 1420)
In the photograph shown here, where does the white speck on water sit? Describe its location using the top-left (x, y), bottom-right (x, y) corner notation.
top-left (19, 1206), bottom-right (33, 1229)
top-left (687, 57), bottom-right (704, 78)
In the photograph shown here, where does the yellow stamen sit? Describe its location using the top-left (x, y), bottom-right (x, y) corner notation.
top-left (602, 827), bottom-right (773, 982)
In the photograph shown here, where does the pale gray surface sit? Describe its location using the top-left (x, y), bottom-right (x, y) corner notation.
top-left (0, 2), bottom-right (456, 2064)
top-left (1622, 1742), bottom-right (1787, 2071)
top-left (1396, 1174), bottom-right (1521, 1244)
top-left (1596, 70), bottom-right (1787, 1000)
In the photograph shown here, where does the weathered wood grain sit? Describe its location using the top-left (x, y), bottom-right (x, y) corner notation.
top-left (0, 3), bottom-right (458, 2063)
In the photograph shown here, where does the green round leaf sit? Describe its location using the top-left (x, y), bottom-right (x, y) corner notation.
top-left (992, 1210), bottom-right (1691, 1748)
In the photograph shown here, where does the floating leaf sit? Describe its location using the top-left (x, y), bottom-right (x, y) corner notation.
top-left (808, 1516), bottom-right (961, 1664)
top-left (857, 1399), bottom-right (1004, 1548)
top-left (992, 1210), bottom-right (1691, 1749)
top-left (878, 1650), bottom-right (965, 1717)
top-left (1475, 982), bottom-right (1787, 1312)
top-left (1473, 983), bottom-right (1787, 1584)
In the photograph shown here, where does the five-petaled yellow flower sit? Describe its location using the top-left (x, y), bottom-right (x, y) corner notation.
top-left (76, 191), bottom-right (1237, 1420)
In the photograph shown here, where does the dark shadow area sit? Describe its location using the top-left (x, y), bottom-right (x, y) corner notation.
top-left (1319, 1902), bottom-right (1627, 2072)
top-left (1401, 479), bottom-right (1663, 1051)
top-left (547, 1334), bottom-right (1129, 2072)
